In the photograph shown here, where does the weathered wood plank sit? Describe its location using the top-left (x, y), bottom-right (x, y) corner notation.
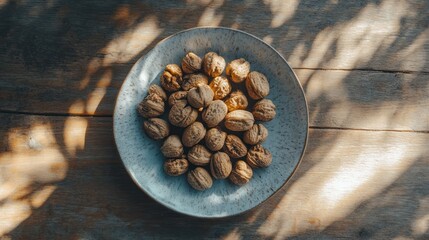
top-left (1, 1), bottom-right (427, 73)
top-left (297, 69), bottom-right (429, 132)
top-left (1, 68), bottom-right (428, 131)
top-left (0, 1), bottom-right (428, 129)
top-left (0, 114), bottom-right (427, 239)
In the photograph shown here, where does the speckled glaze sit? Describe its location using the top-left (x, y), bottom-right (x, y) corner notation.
top-left (113, 27), bottom-right (308, 218)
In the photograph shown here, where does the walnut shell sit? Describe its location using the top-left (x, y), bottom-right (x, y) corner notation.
top-left (224, 110), bottom-right (255, 131)
top-left (209, 76), bottom-right (232, 100)
top-left (245, 71), bottom-right (270, 100)
top-left (229, 160), bottom-right (253, 185)
top-left (182, 73), bottom-right (209, 91)
top-left (223, 134), bottom-right (248, 158)
top-left (203, 52), bottom-right (225, 77)
top-left (137, 93), bottom-right (165, 118)
top-left (187, 84), bottom-right (214, 109)
top-left (243, 124), bottom-right (268, 145)
top-left (148, 84), bottom-right (167, 101)
top-left (226, 58), bottom-right (250, 83)
top-left (188, 144), bottom-right (212, 166)
top-left (187, 167), bottom-right (213, 191)
top-left (252, 99), bottom-right (276, 122)
top-left (246, 144), bottom-right (272, 168)
top-left (204, 127), bottom-right (227, 151)
top-left (160, 135), bottom-right (184, 158)
top-left (210, 152), bottom-right (232, 179)
top-left (224, 90), bottom-right (248, 112)
top-left (143, 118), bottom-right (170, 140)
top-left (164, 158), bottom-right (189, 176)
top-left (160, 64), bottom-right (183, 92)
top-left (182, 122), bottom-right (206, 147)
top-left (168, 100), bottom-right (198, 127)
top-left (182, 52), bottom-right (202, 74)
top-left (168, 91), bottom-right (188, 107)
top-left (202, 100), bottom-right (228, 128)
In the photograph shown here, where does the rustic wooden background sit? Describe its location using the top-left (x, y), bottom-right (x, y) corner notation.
top-left (0, 0), bottom-right (428, 239)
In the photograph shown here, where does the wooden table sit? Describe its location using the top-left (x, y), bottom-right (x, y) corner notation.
top-left (1, 1), bottom-right (428, 239)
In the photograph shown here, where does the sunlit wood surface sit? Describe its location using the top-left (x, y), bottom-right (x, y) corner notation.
top-left (1, 1), bottom-right (428, 239)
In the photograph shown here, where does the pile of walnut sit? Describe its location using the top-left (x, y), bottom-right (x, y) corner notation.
top-left (138, 52), bottom-right (276, 191)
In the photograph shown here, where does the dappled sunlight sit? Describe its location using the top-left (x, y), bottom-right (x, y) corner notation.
top-left (0, 0), bottom-right (8, 8)
top-left (197, 0), bottom-right (224, 27)
top-left (412, 197), bottom-right (429, 237)
top-left (86, 88), bottom-right (107, 115)
top-left (102, 16), bottom-right (163, 65)
top-left (258, 131), bottom-right (428, 239)
top-left (264, 0), bottom-right (299, 28)
top-left (393, 236), bottom-right (414, 240)
top-left (292, 0), bottom-right (421, 71)
top-left (0, 0), bottom-right (427, 238)
top-left (412, 213), bottom-right (429, 237)
top-left (287, 42), bottom-right (307, 67)
top-left (305, 69), bottom-right (349, 102)
top-left (80, 16), bottom-right (162, 90)
top-left (64, 117), bottom-right (88, 156)
top-left (262, 35), bottom-right (273, 45)
top-left (73, 68), bottom-right (112, 115)
top-left (0, 123), bottom-right (67, 236)
top-left (296, 64), bottom-right (429, 130)
top-left (326, 0), bottom-right (407, 69)
top-left (221, 227), bottom-right (241, 240)
top-left (112, 4), bottom-right (140, 27)
top-left (398, 28), bottom-right (428, 73)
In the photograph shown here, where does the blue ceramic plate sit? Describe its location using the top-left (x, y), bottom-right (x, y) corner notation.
top-left (113, 27), bottom-right (308, 218)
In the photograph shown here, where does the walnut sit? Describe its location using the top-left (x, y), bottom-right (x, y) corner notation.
top-left (245, 71), bottom-right (270, 100)
top-left (181, 52), bottom-right (202, 74)
top-left (210, 152), bottom-right (232, 179)
top-left (182, 122), bottom-right (206, 147)
top-left (143, 118), bottom-right (170, 140)
top-left (202, 100), bottom-right (228, 128)
top-left (224, 90), bottom-right (248, 112)
top-left (252, 99), bottom-right (276, 122)
top-left (148, 84), bottom-right (167, 101)
top-left (223, 134), bottom-right (248, 159)
top-left (181, 73), bottom-right (209, 91)
top-left (204, 127), bottom-right (227, 151)
top-left (168, 91), bottom-right (188, 107)
top-left (203, 52), bottom-right (225, 77)
top-left (137, 93), bottom-right (165, 118)
top-left (226, 58), bottom-right (250, 83)
top-left (187, 167), bottom-right (213, 191)
top-left (224, 110), bottom-right (254, 131)
top-left (209, 76), bottom-right (232, 100)
top-left (243, 124), bottom-right (268, 145)
top-left (188, 144), bottom-right (212, 166)
top-left (229, 160), bottom-right (253, 185)
top-left (164, 158), bottom-right (189, 176)
top-left (168, 100), bottom-right (198, 127)
top-left (187, 84), bottom-right (214, 109)
top-left (160, 135), bottom-right (184, 158)
top-left (160, 64), bottom-right (183, 92)
top-left (246, 144), bottom-right (272, 168)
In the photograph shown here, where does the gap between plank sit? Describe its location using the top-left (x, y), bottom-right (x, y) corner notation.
top-left (1, 109), bottom-right (428, 134)
top-left (310, 126), bottom-right (429, 134)
top-left (293, 67), bottom-right (429, 75)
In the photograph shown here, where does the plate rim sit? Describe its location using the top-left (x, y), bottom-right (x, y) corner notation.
top-left (113, 26), bottom-right (309, 218)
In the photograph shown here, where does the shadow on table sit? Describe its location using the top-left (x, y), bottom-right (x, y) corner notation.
top-left (0, 0), bottom-right (428, 239)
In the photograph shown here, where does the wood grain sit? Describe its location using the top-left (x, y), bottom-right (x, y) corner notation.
top-left (0, 1), bottom-right (428, 130)
top-left (1, 68), bottom-right (427, 131)
top-left (1, 0), bottom-right (428, 239)
top-left (0, 113), bottom-right (427, 239)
